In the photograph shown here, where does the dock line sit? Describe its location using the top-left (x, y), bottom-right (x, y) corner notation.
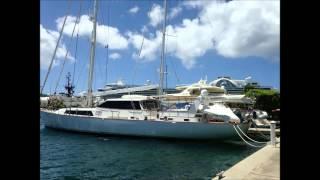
top-left (236, 125), bottom-right (269, 144)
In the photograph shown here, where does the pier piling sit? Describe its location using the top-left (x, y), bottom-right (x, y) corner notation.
top-left (270, 121), bottom-right (276, 147)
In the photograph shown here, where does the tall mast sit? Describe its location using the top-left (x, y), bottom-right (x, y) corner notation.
top-left (87, 0), bottom-right (98, 107)
top-left (158, 0), bottom-right (167, 96)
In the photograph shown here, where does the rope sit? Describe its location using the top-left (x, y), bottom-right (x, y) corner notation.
top-left (233, 125), bottom-right (265, 148)
top-left (236, 125), bottom-right (269, 144)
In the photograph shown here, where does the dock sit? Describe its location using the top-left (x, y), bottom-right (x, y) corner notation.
top-left (212, 138), bottom-right (280, 180)
top-left (248, 128), bottom-right (280, 136)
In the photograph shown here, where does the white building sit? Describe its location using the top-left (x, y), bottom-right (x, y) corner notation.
top-left (209, 76), bottom-right (272, 94)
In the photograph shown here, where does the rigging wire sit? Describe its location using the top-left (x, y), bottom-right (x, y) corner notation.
top-left (106, 0), bottom-right (110, 85)
top-left (130, 0), bottom-right (154, 87)
top-left (40, 0), bottom-right (72, 95)
top-left (99, 0), bottom-right (110, 85)
top-left (93, 0), bottom-right (105, 91)
top-left (74, 0), bottom-right (94, 93)
top-left (164, 0), bottom-right (180, 87)
top-left (72, 1), bottom-right (83, 85)
top-left (130, 36), bottom-right (144, 88)
top-left (75, 56), bottom-right (89, 91)
top-left (72, 33), bottom-right (80, 85)
top-left (54, 1), bottom-right (83, 94)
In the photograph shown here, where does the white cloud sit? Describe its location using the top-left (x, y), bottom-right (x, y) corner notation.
top-left (40, 24), bottom-right (74, 70)
top-left (182, 0), bottom-right (212, 9)
top-left (147, 4), bottom-right (183, 27)
top-left (169, 6), bottom-right (182, 19)
top-left (56, 15), bottom-right (129, 50)
top-left (129, 6), bottom-right (139, 14)
top-left (200, 1), bottom-right (280, 59)
top-left (127, 31), bottom-right (162, 61)
top-left (130, 0), bottom-right (279, 69)
top-left (109, 53), bottom-right (121, 60)
top-left (148, 4), bottom-right (163, 27)
top-left (141, 25), bottom-right (149, 33)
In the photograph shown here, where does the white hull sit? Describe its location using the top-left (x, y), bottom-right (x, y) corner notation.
top-left (41, 111), bottom-right (250, 140)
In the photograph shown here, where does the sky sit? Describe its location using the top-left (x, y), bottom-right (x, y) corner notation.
top-left (40, 0), bottom-right (280, 95)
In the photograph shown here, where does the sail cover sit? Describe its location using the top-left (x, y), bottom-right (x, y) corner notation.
top-left (204, 103), bottom-right (240, 123)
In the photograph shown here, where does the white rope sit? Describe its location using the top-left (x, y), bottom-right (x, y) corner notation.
top-left (233, 125), bottom-right (265, 148)
top-left (236, 125), bottom-right (269, 144)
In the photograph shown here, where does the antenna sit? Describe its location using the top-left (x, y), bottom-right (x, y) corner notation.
top-left (65, 72), bottom-right (75, 97)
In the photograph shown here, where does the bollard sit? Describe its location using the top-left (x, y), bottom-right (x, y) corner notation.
top-left (216, 171), bottom-right (224, 180)
top-left (270, 121), bottom-right (276, 147)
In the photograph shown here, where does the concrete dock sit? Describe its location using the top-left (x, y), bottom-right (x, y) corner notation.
top-left (248, 128), bottom-right (280, 136)
top-left (212, 138), bottom-right (280, 180)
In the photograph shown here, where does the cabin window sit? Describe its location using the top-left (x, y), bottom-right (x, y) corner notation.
top-left (190, 89), bottom-right (200, 95)
top-left (98, 101), bottom-right (141, 110)
top-left (175, 102), bottom-right (190, 109)
top-left (65, 110), bottom-right (93, 116)
top-left (184, 119), bottom-right (189, 122)
top-left (141, 100), bottom-right (159, 110)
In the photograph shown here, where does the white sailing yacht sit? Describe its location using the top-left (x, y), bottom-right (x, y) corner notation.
top-left (40, 0), bottom-right (251, 140)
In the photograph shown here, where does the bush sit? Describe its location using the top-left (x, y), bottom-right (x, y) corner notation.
top-left (46, 97), bottom-right (66, 110)
top-left (245, 89), bottom-right (280, 114)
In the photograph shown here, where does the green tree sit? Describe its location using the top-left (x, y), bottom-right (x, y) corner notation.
top-left (46, 97), bottom-right (66, 110)
top-left (245, 89), bottom-right (280, 114)
top-left (244, 84), bottom-right (256, 93)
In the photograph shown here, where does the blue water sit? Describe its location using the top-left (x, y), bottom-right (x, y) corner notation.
top-left (40, 121), bottom-right (258, 180)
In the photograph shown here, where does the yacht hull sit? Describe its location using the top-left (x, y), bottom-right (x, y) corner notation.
top-left (41, 110), bottom-right (250, 140)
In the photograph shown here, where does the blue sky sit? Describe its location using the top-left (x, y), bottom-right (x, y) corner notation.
top-left (40, 0), bottom-right (280, 95)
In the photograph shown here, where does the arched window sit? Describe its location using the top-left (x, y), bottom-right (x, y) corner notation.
top-left (216, 80), bottom-right (236, 88)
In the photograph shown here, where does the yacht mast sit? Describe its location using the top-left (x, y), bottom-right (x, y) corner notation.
top-left (87, 0), bottom-right (98, 107)
top-left (158, 0), bottom-right (167, 96)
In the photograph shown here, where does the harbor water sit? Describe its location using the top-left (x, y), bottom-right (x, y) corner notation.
top-left (40, 120), bottom-right (259, 180)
